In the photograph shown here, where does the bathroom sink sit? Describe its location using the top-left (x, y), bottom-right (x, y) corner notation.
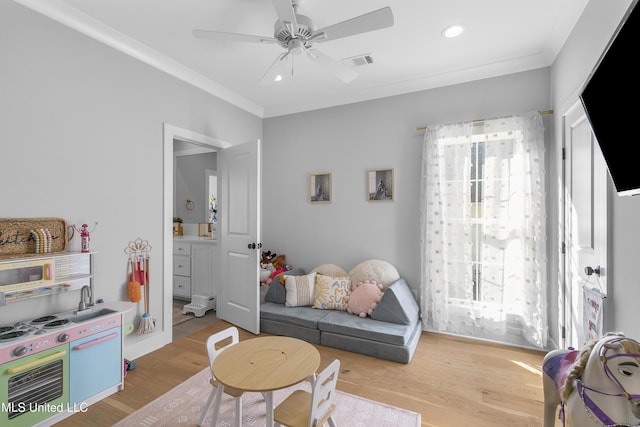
top-left (67, 307), bottom-right (118, 323)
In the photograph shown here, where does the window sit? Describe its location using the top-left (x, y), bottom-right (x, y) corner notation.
top-left (470, 140), bottom-right (484, 301)
top-left (420, 112), bottom-right (547, 348)
top-left (207, 171), bottom-right (217, 223)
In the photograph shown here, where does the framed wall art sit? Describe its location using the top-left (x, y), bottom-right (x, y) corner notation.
top-left (309, 172), bottom-right (331, 204)
top-left (368, 168), bottom-right (394, 201)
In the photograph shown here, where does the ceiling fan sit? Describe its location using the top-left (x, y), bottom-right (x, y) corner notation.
top-left (193, 0), bottom-right (394, 85)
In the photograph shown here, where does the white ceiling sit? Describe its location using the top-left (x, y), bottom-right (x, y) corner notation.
top-left (16, 0), bottom-right (589, 118)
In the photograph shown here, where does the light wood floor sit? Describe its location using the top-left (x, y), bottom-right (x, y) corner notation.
top-left (54, 318), bottom-right (550, 427)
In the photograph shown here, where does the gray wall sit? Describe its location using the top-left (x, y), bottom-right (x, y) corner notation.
top-left (4, 0), bottom-right (635, 358)
top-left (0, 2), bottom-right (261, 357)
top-left (263, 0), bottom-right (640, 349)
top-left (175, 152), bottom-right (217, 224)
top-left (551, 0), bottom-right (640, 340)
top-left (263, 68), bottom-right (552, 302)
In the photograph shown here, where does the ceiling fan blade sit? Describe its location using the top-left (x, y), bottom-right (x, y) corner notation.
top-left (314, 6), bottom-right (394, 42)
top-left (271, 0), bottom-right (298, 34)
top-left (306, 48), bottom-right (358, 83)
top-left (259, 52), bottom-right (291, 85)
top-left (193, 29), bottom-right (277, 44)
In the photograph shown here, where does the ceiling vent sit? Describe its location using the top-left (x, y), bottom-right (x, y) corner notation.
top-left (342, 53), bottom-right (375, 67)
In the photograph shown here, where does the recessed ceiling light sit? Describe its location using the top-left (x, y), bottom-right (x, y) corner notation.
top-left (274, 74), bottom-right (283, 82)
top-left (442, 25), bottom-right (464, 38)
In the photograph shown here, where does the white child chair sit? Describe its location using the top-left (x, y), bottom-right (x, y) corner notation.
top-left (198, 326), bottom-right (245, 427)
top-left (273, 358), bottom-right (341, 427)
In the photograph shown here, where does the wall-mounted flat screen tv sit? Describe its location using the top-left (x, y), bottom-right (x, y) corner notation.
top-left (579, 0), bottom-right (639, 196)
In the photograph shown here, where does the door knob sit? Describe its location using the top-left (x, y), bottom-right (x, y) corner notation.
top-left (247, 243), bottom-right (263, 250)
top-left (585, 265), bottom-right (601, 276)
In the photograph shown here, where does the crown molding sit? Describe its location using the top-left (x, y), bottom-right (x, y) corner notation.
top-left (13, 0), bottom-right (265, 118)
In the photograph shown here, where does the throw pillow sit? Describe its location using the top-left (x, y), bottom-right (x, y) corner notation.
top-left (264, 268), bottom-right (306, 304)
top-left (349, 259), bottom-right (400, 290)
top-left (312, 274), bottom-right (351, 311)
top-left (346, 280), bottom-right (384, 317)
top-left (284, 272), bottom-right (317, 307)
top-left (310, 264), bottom-right (348, 277)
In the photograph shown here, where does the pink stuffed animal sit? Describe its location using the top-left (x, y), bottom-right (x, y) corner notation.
top-left (265, 267), bottom-right (285, 286)
top-left (346, 280), bottom-right (384, 317)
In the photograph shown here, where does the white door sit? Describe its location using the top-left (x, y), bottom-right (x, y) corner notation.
top-left (563, 102), bottom-right (608, 348)
top-left (217, 139), bottom-right (261, 334)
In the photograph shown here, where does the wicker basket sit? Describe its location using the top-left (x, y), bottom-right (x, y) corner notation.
top-left (0, 218), bottom-right (68, 257)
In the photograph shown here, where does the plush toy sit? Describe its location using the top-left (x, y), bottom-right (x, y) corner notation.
top-left (272, 254), bottom-right (286, 270)
top-left (261, 250), bottom-right (276, 265)
top-left (259, 268), bottom-right (271, 283)
top-left (346, 280), bottom-right (384, 317)
top-left (266, 268), bottom-right (283, 286)
top-left (260, 251), bottom-right (278, 284)
top-left (260, 252), bottom-right (292, 285)
top-left (266, 262), bottom-right (293, 286)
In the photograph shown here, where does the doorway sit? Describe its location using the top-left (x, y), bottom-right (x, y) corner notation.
top-left (163, 123), bottom-right (230, 343)
top-left (562, 102), bottom-right (609, 349)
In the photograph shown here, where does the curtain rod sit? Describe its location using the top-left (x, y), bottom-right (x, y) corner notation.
top-left (415, 109), bottom-right (553, 132)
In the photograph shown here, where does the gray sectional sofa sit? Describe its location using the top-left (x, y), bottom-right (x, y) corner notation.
top-left (260, 276), bottom-right (422, 363)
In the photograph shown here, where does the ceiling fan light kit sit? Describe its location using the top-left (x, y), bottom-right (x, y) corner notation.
top-left (193, 0), bottom-right (394, 85)
top-left (274, 12), bottom-right (316, 50)
top-left (259, 52), bottom-right (291, 85)
top-left (442, 24), bottom-right (464, 38)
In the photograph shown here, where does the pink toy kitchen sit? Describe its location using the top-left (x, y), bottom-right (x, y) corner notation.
top-left (0, 218), bottom-right (133, 426)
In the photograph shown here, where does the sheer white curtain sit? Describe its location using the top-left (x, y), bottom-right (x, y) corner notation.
top-left (419, 111), bottom-right (547, 348)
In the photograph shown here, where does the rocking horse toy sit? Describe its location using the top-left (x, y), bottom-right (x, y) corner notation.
top-left (543, 333), bottom-right (640, 426)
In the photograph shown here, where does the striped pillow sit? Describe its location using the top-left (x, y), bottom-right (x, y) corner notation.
top-left (284, 273), bottom-right (317, 307)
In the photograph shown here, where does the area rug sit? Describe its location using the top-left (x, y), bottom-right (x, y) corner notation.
top-left (114, 367), bottom-right (421, 426)
top-left (173, 301), bottom-right (195, 326)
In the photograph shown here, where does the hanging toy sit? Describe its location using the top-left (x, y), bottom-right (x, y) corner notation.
top-left (124, 238), bottom-right (154, 334)
top-left (127, 257), bottom-right (141, 303)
